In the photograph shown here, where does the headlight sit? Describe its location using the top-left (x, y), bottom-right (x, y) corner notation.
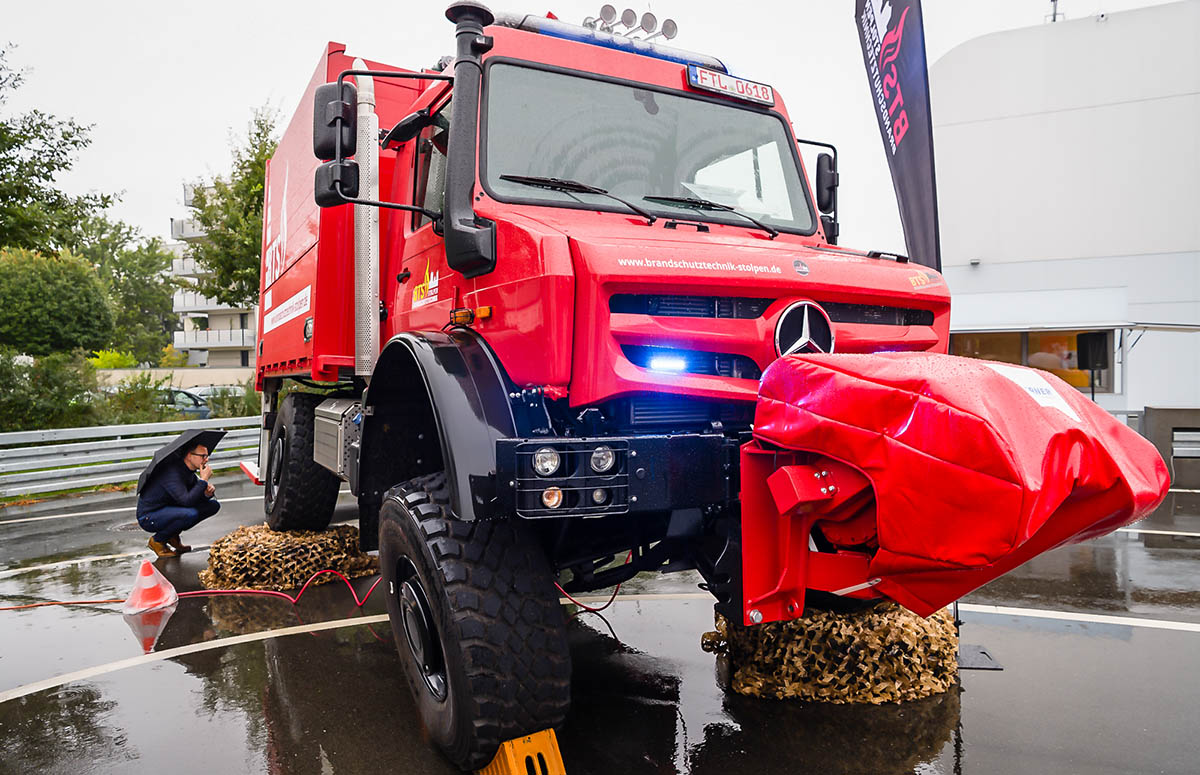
top-left (590, 445), bottom-right (615, 473)
top-left (541, 487), bottom-right (564, 509)
top-left (532, 447), bottom-right (561, 477)
top-left (591, 488), bottom-right (609, 505)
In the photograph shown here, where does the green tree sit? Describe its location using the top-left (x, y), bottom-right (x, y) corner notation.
top-left (0, 47), bottom-right (112, 253)
top-left (0, 247), bottom-right (113, 355)
top-left (65, 215), bottom-right (179, 364)
top-left (188, 109), bottom-right (277, 307)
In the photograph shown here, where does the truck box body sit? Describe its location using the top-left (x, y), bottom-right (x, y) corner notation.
top-left (258, 43), bottom-right (436, 383)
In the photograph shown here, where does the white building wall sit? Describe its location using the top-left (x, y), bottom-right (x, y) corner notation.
top-left (931, 1), bottom-right (1200, 411)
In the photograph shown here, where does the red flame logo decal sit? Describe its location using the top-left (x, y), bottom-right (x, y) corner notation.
top-left (878, 5), bottom-right (910, 71)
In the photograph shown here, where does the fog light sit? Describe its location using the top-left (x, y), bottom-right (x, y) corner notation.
top-left (591, 488), bottom-right (608, 505)
top-left (532, 447), bottom-right (560, 477)
top-left (541, 487), bottom-right (564, 509)
top-left (590, 445), bottom-right (615, 473)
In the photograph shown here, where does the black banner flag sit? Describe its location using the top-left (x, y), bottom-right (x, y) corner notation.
top-left (855, 0), bottom-right (941, 271)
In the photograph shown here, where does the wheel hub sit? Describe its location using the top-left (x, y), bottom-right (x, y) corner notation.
top-left (267, 433), bottom-right (285, 505)
top-left (395, 563), bottom-right (447, 701)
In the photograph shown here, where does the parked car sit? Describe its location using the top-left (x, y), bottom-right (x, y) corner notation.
top-left (160, 388), bottom-right (210, 419)
top-left (192, 384), bottom-right (246, 400)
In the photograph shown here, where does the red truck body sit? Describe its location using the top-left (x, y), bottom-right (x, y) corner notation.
top-left (251, 9), bottom-right (1166, 768)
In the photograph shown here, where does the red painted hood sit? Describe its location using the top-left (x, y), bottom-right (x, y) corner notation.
top-left (752, 352), bottom-right (1170, 616)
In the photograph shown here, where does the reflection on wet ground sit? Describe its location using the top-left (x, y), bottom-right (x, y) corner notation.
top-left (1, 484), bottom-right (1198, 773)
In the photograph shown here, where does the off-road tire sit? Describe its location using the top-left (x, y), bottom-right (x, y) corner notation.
top-left (379, 472), bottom-right (571, 770)
top-left (264, 393), bottom-right (341, 531)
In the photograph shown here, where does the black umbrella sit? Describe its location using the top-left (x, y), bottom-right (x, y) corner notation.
top-left (136, 428), bottom-right (227, 494)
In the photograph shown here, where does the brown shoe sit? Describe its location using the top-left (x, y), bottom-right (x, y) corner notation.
top-left (165, 534), bottom-right (192, 554)
top-left (148, 537), bottom-right (179, 558)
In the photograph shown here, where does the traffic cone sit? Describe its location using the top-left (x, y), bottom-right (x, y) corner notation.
top-left (123, 605), bottom-right (177, 653)
top-left (122, 560), bottom-right (179, 615)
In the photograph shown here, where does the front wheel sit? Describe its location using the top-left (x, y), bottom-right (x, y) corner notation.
top-left (378, 473), bottom-right (571, 770)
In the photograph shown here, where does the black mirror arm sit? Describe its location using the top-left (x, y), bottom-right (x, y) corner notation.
top-left (332, 181), bottom-right (441, 220)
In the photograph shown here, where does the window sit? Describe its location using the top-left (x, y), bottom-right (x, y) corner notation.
top-left (412, 101), bottom-right (452, 230)
top-left (240, 350), bottom-right (250, 368)
top-left (484, 63), bottom-right (814, 233)
top-left (950, 330), bottom-right (1114, 393)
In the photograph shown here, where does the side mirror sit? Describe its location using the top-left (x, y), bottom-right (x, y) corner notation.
top-left (815, 152), bottom-right (838, 214)
top-left (312, 82), bottom-right (357, 160)
top-left (314, 160), bottom-right (359, 208)
top-left (820, 214), bottom-right (839, 246)
top-left (382, 108), bottom-right (433, 149)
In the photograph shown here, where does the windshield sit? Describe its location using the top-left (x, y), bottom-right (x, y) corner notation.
top-left (483, 63), bottom-right (815, 233)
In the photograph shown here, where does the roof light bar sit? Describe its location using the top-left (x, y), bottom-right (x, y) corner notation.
top-left (492, 11), bottom-right (726, 72)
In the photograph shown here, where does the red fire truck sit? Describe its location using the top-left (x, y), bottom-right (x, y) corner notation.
top-left (254, 2), bottom-right (1166, 768)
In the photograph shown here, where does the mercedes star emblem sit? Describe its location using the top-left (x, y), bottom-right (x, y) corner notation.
top-left (774, 301), bottom-right (835, 356)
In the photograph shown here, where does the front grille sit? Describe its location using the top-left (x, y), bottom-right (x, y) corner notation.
top-left (610, 294), bottom-right (772, 319)
top-left (823, 302), bottom-right (934, 327)
top-left (625, 394), bottom-right (753, 428)
top-left (610, 294), bottom-right (932, 327)
top-left (622, 345), bottom-right (762, 380)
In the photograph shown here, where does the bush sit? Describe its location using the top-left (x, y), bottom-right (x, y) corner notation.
top-left (207, 376), bottom-right (260, 419)
top-left (88, 349), bottom-right (137, 369)
top-left (159, 344), bottom-right (188, 368)
top-left (94, 372), bottom-right (175, 426)
top-left (0, 348), bottom-right (99, 432)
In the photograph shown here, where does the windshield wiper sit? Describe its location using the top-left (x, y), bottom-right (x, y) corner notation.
top-left (499, 174), bottom-right (657, 225)
top-left (642, 195), bottom-right (779, 239)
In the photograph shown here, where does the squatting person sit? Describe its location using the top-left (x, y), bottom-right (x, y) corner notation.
top-left (136, 442), bottom-right (220, 557)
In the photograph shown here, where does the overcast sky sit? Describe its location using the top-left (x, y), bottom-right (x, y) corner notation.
top-left (5, 0), bottom-right (1168, 253)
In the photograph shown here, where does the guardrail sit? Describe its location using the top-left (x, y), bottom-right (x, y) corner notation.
top-left (0, 416), bottom-right (260, 498)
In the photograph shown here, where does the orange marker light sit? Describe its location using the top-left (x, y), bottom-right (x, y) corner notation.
top-left (449, 308), bottom-right (475, 326)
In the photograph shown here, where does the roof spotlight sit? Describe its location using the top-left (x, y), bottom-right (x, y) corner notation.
top-left (661, 18), bottom-right (678, 39)
top-left (640, 11), bottom-right (657, 34)
top-left (621, 8), bottom-right (637, 27)
top-left (599, 4), bottom-right (617, 23)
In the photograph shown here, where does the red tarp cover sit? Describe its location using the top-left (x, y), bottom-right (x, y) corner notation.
top-left (753, 353), bottom-right (1170, 616)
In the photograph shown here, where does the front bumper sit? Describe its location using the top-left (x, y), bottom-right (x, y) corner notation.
top-left (496, 433), bottom-right (735, 518)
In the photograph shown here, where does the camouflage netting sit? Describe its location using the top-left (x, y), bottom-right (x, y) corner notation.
top-left (199, 524), bottom-right (378, 591)
top-left (701, 603), bottom-right (958, 703)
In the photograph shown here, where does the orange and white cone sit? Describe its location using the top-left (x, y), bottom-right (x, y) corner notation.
top-left (122, 560), bottom-right (179, 615)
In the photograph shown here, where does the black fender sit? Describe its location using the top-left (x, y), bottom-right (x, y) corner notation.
top-left (361, 329), bottom-right (519, 521)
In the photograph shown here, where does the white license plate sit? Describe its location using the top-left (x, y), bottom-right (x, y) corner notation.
top-left (686, 66), bottom-right (775, 106)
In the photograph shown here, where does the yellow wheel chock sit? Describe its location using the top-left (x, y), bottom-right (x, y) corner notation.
top-left (477, 728), bottom-right (566, 775)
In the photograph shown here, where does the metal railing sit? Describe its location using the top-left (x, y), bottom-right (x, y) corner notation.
top-left (174, 329), bottom-right (254, 348)
top-left (0, 416), bottom-right (260, 498)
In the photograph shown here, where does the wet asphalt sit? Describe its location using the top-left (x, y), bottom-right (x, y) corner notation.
top-left (1, 479), bottom-right (1198, 774)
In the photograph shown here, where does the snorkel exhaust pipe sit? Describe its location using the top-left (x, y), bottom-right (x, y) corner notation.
top-left (443, 2), bottom-right (497, 278)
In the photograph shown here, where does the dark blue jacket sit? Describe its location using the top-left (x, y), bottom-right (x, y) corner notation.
top-left (137, 457), bottom-right (209, 517)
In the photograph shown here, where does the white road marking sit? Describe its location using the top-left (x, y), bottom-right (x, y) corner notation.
top-left (1168, 488), bottom-right (1199, 494)
top-left (0, 614), bottom-right (390, 704)
top-left (0, 490), bottom-right (354, 527)
top-left (2, 594), bottom-right (1199, 705)
top-left (957, 603), bottom-right (1200, 633)
top-left (1118, 527), bottom-right (1200, 538)
top-left (0, 518), bottom-right (360, 579)
top-left (0, 548), bottom-right (212, 580)
top-left (0, 496), bottom-right (264, 526)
